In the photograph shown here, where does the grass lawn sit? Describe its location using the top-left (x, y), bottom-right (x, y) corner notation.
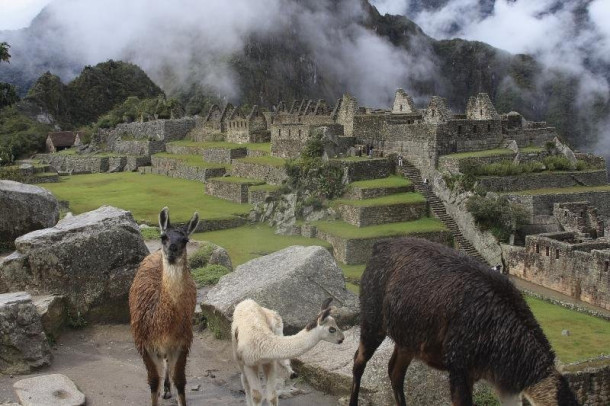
top-left (235, 156), bottom-right (286, 167)
top-left (168, 140), bottom-right (271, 153)
top-left (42, 173), bottom-right (251, 224)
top-left (192, 224), bottom-right (332, 266)
top-left (349, 175), bottom-right (411, 189)
top-left (152, 153), bottom-right (228, 169)
top-left (314, 218), bottom-right (447, 239)
top-left (249, 184), bottom-right (280, 192)
top-left (441, 149), bottom-right (514, 159)
top-left (334, 192), bottom-right (426, 207)
top-left (520, 146), bottom-right (544, 153)
top-left (333, 156), bottom-right (388, 162)
top-left (526, 296), bottom-right (610, 363)
top-left (508, 185), bottom-right (610, 195)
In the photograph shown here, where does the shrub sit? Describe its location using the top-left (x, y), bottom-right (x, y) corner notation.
top-left (188, 244), bottom-right (215, 269)
top-left (301, 134), bottom-right (324, 159)
top-left (466, 195), bottom-right (528, 242)
top-left (542, 155), bottom-right (574, 171)
top-left (191, 265), bottom-right (230, 287)
top-left (284, 157), bottom-right (345, 200)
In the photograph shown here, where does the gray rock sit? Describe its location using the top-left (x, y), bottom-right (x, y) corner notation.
top-left (0, 292), bottom-right (51, 374)
top-left (14, 374), bottom-right (85, 406)
top-left (562, 329), bottom-right (570, 336)
top-left (0, 206), bottom-right (148, 322)
top-left (33, 295), bottom-right (66, 339)
top-left (208, 243), bottom-right (233, 272)
top-left (0, 181), bottom-right (59, 245)
top-left (202, 246), bottom-right (359, 336)
top-left (554, 137), bottom-right (577, 164)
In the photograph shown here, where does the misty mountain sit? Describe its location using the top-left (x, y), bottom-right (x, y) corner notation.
top-left (0, 0), bottom-right (607, 152)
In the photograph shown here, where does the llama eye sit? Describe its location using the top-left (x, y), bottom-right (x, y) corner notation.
top-left (329, 327), bottom-right (336, 333)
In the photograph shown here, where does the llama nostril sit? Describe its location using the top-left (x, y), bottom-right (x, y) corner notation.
top-left (290, 372), bottom-right (298, 379)
top-left (338, 338), bottom-right (344, 344)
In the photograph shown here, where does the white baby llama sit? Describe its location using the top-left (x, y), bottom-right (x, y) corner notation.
top-left (232, 298), bottom-right (344, 406)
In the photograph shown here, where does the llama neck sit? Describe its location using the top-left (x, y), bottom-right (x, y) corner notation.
top-left (260, 328), bottom-right (322, 360)
top-left (161, 255), bottom-right (187, 302)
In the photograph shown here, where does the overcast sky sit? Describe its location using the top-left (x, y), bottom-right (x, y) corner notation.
top-left (0, 0), bottom-right (51, 30)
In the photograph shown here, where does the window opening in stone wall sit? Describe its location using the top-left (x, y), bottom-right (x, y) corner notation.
top-left (605, 260), bottom-right (609, 273)
top-left (473, 125), bottom-right (477, 133)
top-left (536, 244), bottom-right (540, 253)
top-left (400, 105), bottom-right (403, 112)
top-left (458, 125), bottom-right (462, 134)
top-left (432, 110), bottom-right (435, 117)
top-left (298, 129), bottom-right (301, 136)
top-left (480, 109), bottom-right (483, 116)
top-left (556, 249), bottom-right (560, 259)
top-left (288, 129), bottom-right (291, 136)
top-left (546, 247), bottom-right (550, 256)
top-left (278, 129), bottom-right (281, 136)
top-left (487, 124), bottom-right (491, 132)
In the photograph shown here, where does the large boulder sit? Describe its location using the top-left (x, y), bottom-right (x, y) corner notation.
top-left (0, 180), bottom-right (59, 246)
top-left (14, 374), bottom-right (85, 406)
top-left (202, 245), bottom-right (359, 338)
top-left (0, 292), bottom-right (51, 374)
top-left (0, 206), bottom-right (148, 322)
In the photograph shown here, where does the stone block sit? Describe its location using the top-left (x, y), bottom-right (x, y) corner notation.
top-left (13, 374), bottom-right (85, 406)
top-left (32, 295), bottom-right (66, 339)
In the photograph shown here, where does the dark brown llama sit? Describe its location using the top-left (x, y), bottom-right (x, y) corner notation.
top-left (349, 237), bottom-right (579, 406)
top-left (129, 207), bottom-right (199, 406)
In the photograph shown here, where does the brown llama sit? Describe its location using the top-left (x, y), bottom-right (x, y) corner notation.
top-left (350, 237), bottom-right (579, 406)
top-left (129, 207), bottom-right (199, 406)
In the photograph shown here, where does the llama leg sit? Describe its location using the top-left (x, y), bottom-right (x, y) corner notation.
top-left (349, 332), bottom-right (385, 406)
top-left (243, 365), bottom-right (264, 406)
top-left (498, 393), bottom-right (522, 406)
top-left (163, 358), bottom-right (172, 399)
top-left (142, 350), bottom-right (163, 406)
top-left (263, 362), bottom-right (279, 406)
top-left (239, 364), bottom-right (254, 406)
top-left (387, 345), bottom-right (413, 406)
top-left (169, 348), bottom-right (188, 406)
top-left (448, 369), bottom-right (473, 406)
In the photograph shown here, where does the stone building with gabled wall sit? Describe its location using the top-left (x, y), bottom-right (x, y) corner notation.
top-left (46, 131), bottom-right (82, 153)
top-left (226, 105), bottom-right (269, 144)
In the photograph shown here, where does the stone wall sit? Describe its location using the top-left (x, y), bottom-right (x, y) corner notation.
top-left (563, 358), bottom-right (610, 406)
top-left (108, 118), bottom-right (196, 142)
top-left (165, 143), bottom-right (207, 156)
top-left (505, 127), bottom-right (556, 147)
top-left (437, 120), bottom-right (504, 155)
top-left (503, 233), bottom-right (610, 310)
top-left (231, 161), bottom-right (287, 185)
top-left (437, 154), bottom-right (516, 174)
top-left (270, 124), bottom-right (312, 158)
top-left (343, 184), bottom-right (414, 200)
top-left (150, 156), bottom-right (226, 182)
top-left (111, 139), bottom-right (165, 156)
top-left (38, 154), bottom-right (108, 174)
top-left (337, 202), bottom-right (426, 227)
top-left (205, 179), bottom-right (263, 203)
top-left (203, 147), bottom-right (247, 164)
top-left (509, 191), bottom-right (610, 219)
top-left (477, 170), bottom-right (608, 193)
top-left (339, 158), bottom-right (393, 182)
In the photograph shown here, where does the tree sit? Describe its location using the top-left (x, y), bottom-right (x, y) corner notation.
top-left (0, 42), bottom-right (10, 64)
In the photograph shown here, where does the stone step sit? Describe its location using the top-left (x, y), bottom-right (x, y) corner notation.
top-left (150, 153), bottom-right (226, 183)
top-left (312, 218), bottom-right (451, 265)
top-left (335, 193), bottom-right (427, 227)
top-left (205, 177), bottom-right (266, 203)
top-left (231, 156), bottom-right (288, 186)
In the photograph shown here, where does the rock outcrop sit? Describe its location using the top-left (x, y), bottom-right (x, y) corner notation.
top-left (13, 374), bottom-right (86, 406)
top-left (0, 292), bottom-right (51, 374)
top-left (0, 206), bottom-right (148, 322)
top-left (202, 245), bottom-right (359, 338)
top-left (0, 180), bottom-right (59, 245)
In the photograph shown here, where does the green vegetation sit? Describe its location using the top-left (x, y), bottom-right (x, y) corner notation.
top-left (189, 244), bottom-right (215, 269)
top-left (0, 43), bottom-right (18, 109)
top-left (42, 173), bottom-right (250, 223)
top-left (520, 146), bottom-right (544, 153)
top-left (466, 195), bottom-right (528, 240)
top-left (526, 296), bottom-right (610, 363)
top-left (139, 227), bottom-right (160, 240)
top-left (192, 265), bottom-right (230, 287)
top-left (442, 149), bottom-right (514, 159)
top-left (249, 184), bottom-right (280, 193)
top-left (466, 195), bottom-right (529, 242)
top-left (0, 106), bottom-right (51, 163)
top-left (152, 153), bottom-right (227, 169)
top-left (0, 42), bottom-right (9, 63)
top-left (335, 192), bottom-right (426, 207)
top-left (286, 157), bottom-right (345, 201)
top-left (192, 224), bottom-right (331, 266)
top-left (349, 176), bottom-right (412, 189)
top-left (237, 156), bottom-right (286, 167)
top-left (96, 95), bottom-right (183, 128)
top-left (510, 185), bottom-right (610, 196)
top-left (208, 176), bottom-right (264, 184)
top-left (314, 218), bottom-right (446, 239)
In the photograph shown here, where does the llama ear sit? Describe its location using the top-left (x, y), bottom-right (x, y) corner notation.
top-left (186, 212), bottom-right (199, 236)
top-left (318, 307), bottom-right (332, 324)
top-left (321, 297), bottom-right (333, 311)
top-left (159, 207), bottom-right (170, 232)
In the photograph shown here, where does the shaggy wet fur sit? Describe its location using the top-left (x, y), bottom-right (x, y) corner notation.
top-left (349, 237), bottom-right (579, 406)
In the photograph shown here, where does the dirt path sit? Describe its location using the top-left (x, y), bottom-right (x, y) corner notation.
top-left (0, 325), bottom-right (339, 405)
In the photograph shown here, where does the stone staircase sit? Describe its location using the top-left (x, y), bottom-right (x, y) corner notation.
top-left (398, 162), bottom-right (489, 264)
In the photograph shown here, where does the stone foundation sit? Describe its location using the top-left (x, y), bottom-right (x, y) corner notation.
top-left (343, 183), bottom-right (414, 199)
top-left (205, 178), bottom-right (265, 203)
top-left (203, 148), bottom-right (247, 164)
top-left (337, 158), bottom-right (393, 182)
top-left (231, 161), bottom-right (287, 185)
top-left (478, 170), bottom-right (608, 193)
top-left (150, 156), bottom-right (226, 182)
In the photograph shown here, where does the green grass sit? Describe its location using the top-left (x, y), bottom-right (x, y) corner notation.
top-left (249, 184), bottom-right (280, 192)
top-left (192, 224), bottom-right (332, 266)
top-left (42, 173), bottom-right (251, 224)
top-left (152, 153), bottom-right (227, 169)
top-left (441, 149), bottom-right (514, 159)
top-left (335, 192), bottom-right (426, 207)
top-left (349, 176), bottom-right (412, 189)
top-left (56, 149), bottom-right (78, 155)
top-left (314, 218), bottom-right (447, 239)
top-left (140, 227), bottom-right (160, 240)
top-left (520, 146), bottom-right (544, 153)
top-left (526, 296), bottom-right (610, 363)
top-left (333, 156), bottom-right (387, 162)
top-left (191, 265), bottom-right (231, 287)
top-left (168, 140), bottom-right (271, 153)
top-left (508, 185), bottom-right (610, 196)
top-left (235, 156), bottom-right (286, 167)
top-left (208, 176), bottom-right (265, 184)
